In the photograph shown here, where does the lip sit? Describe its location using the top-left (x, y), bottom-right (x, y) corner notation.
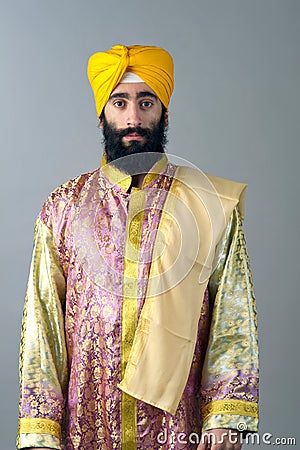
top-left (124, 133), bottom-right (144, 141)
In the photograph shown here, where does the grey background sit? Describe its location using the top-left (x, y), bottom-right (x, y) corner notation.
top-left (1, 0), bottom-right (299, 448)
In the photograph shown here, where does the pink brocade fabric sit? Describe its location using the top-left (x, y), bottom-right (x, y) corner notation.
top-left (20, 161), bottom-right (258, 449)
top-left (39, 163), bottom-right (212, 449)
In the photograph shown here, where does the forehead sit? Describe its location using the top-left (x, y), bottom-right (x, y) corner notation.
top-left (110, 82), bottom-right (157, 98)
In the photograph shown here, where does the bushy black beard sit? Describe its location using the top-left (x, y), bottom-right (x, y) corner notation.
top-left (101, 111), bottom-right (168, 175)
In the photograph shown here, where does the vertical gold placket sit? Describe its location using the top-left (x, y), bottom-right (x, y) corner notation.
top-left (122, 188), bottom-right (146, 450)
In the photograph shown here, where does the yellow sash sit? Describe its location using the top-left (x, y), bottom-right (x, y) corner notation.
top-left (118, 166), bottom-right (247, 414)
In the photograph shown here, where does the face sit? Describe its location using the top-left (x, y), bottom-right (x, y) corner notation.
top-left (99, 82), bottom-right (168, 169)
top-left (101, 82), bottom-right (165, 141)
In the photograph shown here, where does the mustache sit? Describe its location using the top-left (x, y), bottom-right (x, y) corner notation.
top-left (114, 126), bottom-right (152, 138)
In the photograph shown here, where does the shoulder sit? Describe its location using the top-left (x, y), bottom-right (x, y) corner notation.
top-left (175, 166), bottom-right (248, 220)
top-left (175, 165), bottom-right (246, 196)
top-left (204, 171), bottom-right (247, 200)
top-left (39, 168), bottom-right (99, 229)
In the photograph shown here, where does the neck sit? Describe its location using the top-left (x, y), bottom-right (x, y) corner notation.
top-left (129, 173), bottom-right (145, 190)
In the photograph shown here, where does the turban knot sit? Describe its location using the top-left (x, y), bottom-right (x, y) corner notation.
top-left (87, 44), bottom-right (174, 117)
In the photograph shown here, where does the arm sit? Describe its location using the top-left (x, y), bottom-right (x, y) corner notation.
top-left (16, 218), bottom-right (68, 450)
top-left (200, 207), bottom-right (259, 436)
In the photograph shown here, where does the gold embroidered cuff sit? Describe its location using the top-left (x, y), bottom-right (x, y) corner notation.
top-left (202, 399), bottom-right (258, 420)
top-left (18, 417), bottom-right (61, 439)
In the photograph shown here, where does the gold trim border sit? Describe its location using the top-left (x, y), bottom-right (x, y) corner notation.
top-left (18, 417), bottom-right (61, 438)
top-left (121, 190), bottom-right (146, 450)
top-left (203, 399), bottom-right (258, 419)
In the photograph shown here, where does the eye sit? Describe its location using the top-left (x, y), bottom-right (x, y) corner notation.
top-left (140, 100), bottom-right (153, 109)
top-left (113, 100), bottom-right (125, 108)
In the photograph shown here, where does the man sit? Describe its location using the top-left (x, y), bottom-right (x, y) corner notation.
top-left (17, 45), bottom-right (259, 450)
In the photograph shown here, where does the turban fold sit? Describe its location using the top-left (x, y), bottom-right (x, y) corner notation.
top-left (87, 44), bottom-right (174, 117)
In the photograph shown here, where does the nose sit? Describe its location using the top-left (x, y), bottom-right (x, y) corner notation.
top-left (127, 102), bottom-right (142, 127)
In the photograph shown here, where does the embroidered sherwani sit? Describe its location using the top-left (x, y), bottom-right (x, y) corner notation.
top-left (17, 156), bottom-right (259, 449)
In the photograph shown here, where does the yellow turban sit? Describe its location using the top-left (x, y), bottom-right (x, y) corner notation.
top-left (87, 44), bottom-right (174, 117)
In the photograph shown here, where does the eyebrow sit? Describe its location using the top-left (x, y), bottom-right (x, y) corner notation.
top-left (137, 91), bottom-right (158, 100)
top-left (109, 91), bottom-right (158, 101)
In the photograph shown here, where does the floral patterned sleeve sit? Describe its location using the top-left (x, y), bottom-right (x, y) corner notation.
top-left (16, 217), bottom-right (68, 449)
top-left (201, 207), bottom-right (259, 433)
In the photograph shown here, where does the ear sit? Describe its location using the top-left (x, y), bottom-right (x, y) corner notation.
top-left (164, 111), bottom-right (169, 127)
top-left (98, 117), bottom-right (104, 129)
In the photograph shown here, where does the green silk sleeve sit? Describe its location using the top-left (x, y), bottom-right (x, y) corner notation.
top-left (201, 207), bottom-right (259, 433)
top-left (17, 218), bottom-right (68, 449)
